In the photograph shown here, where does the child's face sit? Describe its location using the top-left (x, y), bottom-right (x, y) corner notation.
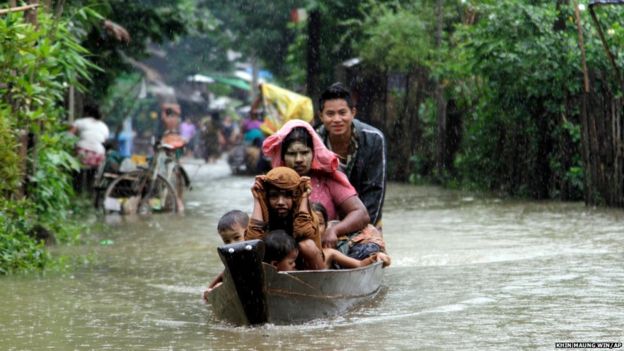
top-left (274, 249), bottom-right (298, 272)
top-left (314, 210), bottom-right (326, 235)
top-left (218, 223), bottom-right (245, 244)
top-left (267, 188), bottom-right (294, 218)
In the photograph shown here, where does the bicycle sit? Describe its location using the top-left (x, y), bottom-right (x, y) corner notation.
top-left (102, 141), bottom-right (186, 214)
top-left (93, 147), bottom-right (124, 210)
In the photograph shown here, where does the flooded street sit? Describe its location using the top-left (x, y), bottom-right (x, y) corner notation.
top-left (1, 159), bottom-right (623, 350)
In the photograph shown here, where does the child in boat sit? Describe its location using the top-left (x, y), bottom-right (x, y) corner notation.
top-left (203, 210), bottom-right (249, 300)
top-left (217, 209), bottom-right (248, 244)
top-left (263, 229), bottom-right (390, 272)
top-left (311, 202), bottom-right (391, 269)
top-left (263, 229), bottom-right (299, 271)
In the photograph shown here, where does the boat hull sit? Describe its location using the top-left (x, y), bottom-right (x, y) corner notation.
top-left (208, 240), bottom-right (384, 325)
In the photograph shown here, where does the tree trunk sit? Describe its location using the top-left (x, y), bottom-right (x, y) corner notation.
top-left (581, 72), bottom-right (624, 206)
top-left (553, 0), bottom-right (570, 31)
top-left (532, 105), bottom-right (553, 199)
top-left (434, 0), bottom-right (448, 178)
top-left (574, 1), bottom-right (624, 206)
top-left (306, 10), bottom-right (321, 112)
top-left (434, 85), bottom-right (447, 175)
top-left (408, 70), bottom-right (424, 161)
top-left (25, 0), bottom-right (38, 26)
top-left (445, 98), bottom-right (463, 174)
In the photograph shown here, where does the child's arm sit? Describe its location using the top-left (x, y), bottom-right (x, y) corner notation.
top-left (293, 177), bottom-right (319, 244)
top-left (245, 176), bottom-right (267, 240)
top-left (203, 271), bottom-right (224, 301)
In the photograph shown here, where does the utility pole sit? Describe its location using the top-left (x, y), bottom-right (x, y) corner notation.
top-left (25, 0), bottom-right (38, 25)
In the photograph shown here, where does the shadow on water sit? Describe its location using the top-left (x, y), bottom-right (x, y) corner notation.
top-left (1, 158), bottom-right (623, 350)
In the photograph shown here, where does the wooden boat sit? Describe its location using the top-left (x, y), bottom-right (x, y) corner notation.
top-left (207, 239), bottom-right (384, 325)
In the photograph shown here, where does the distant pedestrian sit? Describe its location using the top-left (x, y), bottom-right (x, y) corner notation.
top-left (180, 117), bottom-right (197, 157)
top-left (70, 104), bottom-right (109, 192)
top-left (200, 116), bottom-right (220, 163)
top-left (218, 115), bottom-right (240, 152)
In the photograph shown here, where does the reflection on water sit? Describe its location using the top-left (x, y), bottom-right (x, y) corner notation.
top-left (1, 159), bottom-right (623, 350)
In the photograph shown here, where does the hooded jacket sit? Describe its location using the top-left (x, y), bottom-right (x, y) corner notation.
top-left (317, 119), bottom-right (387, 225)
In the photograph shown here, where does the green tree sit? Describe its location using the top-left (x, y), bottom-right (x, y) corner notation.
top-left (200, 0), bottom-right (299, 80)
top-left (0, 9), bottom-right (92, 273)
top-left (64, 0), bottom-right (194, 101)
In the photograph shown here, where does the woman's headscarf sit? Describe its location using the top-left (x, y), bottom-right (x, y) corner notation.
top-left (254, 166), bottom-right (308, 221)
top-left (262, 120), bottom-right (352, 188)
top-left (264, 166), bottom-right (304, 192)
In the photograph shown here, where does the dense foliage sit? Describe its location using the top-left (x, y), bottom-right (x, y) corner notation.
top-left (453, 1), bottom-right (585, 198)
top-left (0, 10), bottom-right (92, 273)
top-left (0, 1), bottom-right (204, 274)
top-left (59, 0), bottom-right (196, 101)
top-left (331, 0), bottom-right (623, 201)
top-left (119, 0), bottom-right (624, 204)
top-left (2, 0), bottom-right (623, 273)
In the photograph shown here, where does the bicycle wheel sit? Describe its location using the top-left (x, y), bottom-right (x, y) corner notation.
top-left (102, 171), bottom-right (146, 214)
top-left (140, 174), bottom-right (179, 214)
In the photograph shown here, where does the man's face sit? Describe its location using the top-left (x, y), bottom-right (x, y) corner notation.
top-left (267, 188), bottom-right (294, 218)
top-left (274, 248), bottom-right (298, 272)
top-left (218, 223), bottom-right (245, 244)
top-left (320, 99), bottom-right (355, 137)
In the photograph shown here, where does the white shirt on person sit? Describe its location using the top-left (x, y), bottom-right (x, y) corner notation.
top-left (73, 117), bottom-right (109, 155)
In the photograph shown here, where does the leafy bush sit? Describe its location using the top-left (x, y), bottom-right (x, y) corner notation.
top-left (453, 1), bottom-right (585, 199)
top-left (0, 10), bottom-right (93, 274)
top-left (0, 200), bottom-right (48, 275)
top-left (0, 106), bottom-right (21, 196)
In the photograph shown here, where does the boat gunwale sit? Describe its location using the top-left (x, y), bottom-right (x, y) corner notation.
top-left (267, 260), bottom-right (383, 275)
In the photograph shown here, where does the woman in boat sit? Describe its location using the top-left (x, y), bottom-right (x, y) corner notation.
top-left (262, 120), bottom-right (370, 250)
top-left (245, 166), bottom-right (324, 270)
